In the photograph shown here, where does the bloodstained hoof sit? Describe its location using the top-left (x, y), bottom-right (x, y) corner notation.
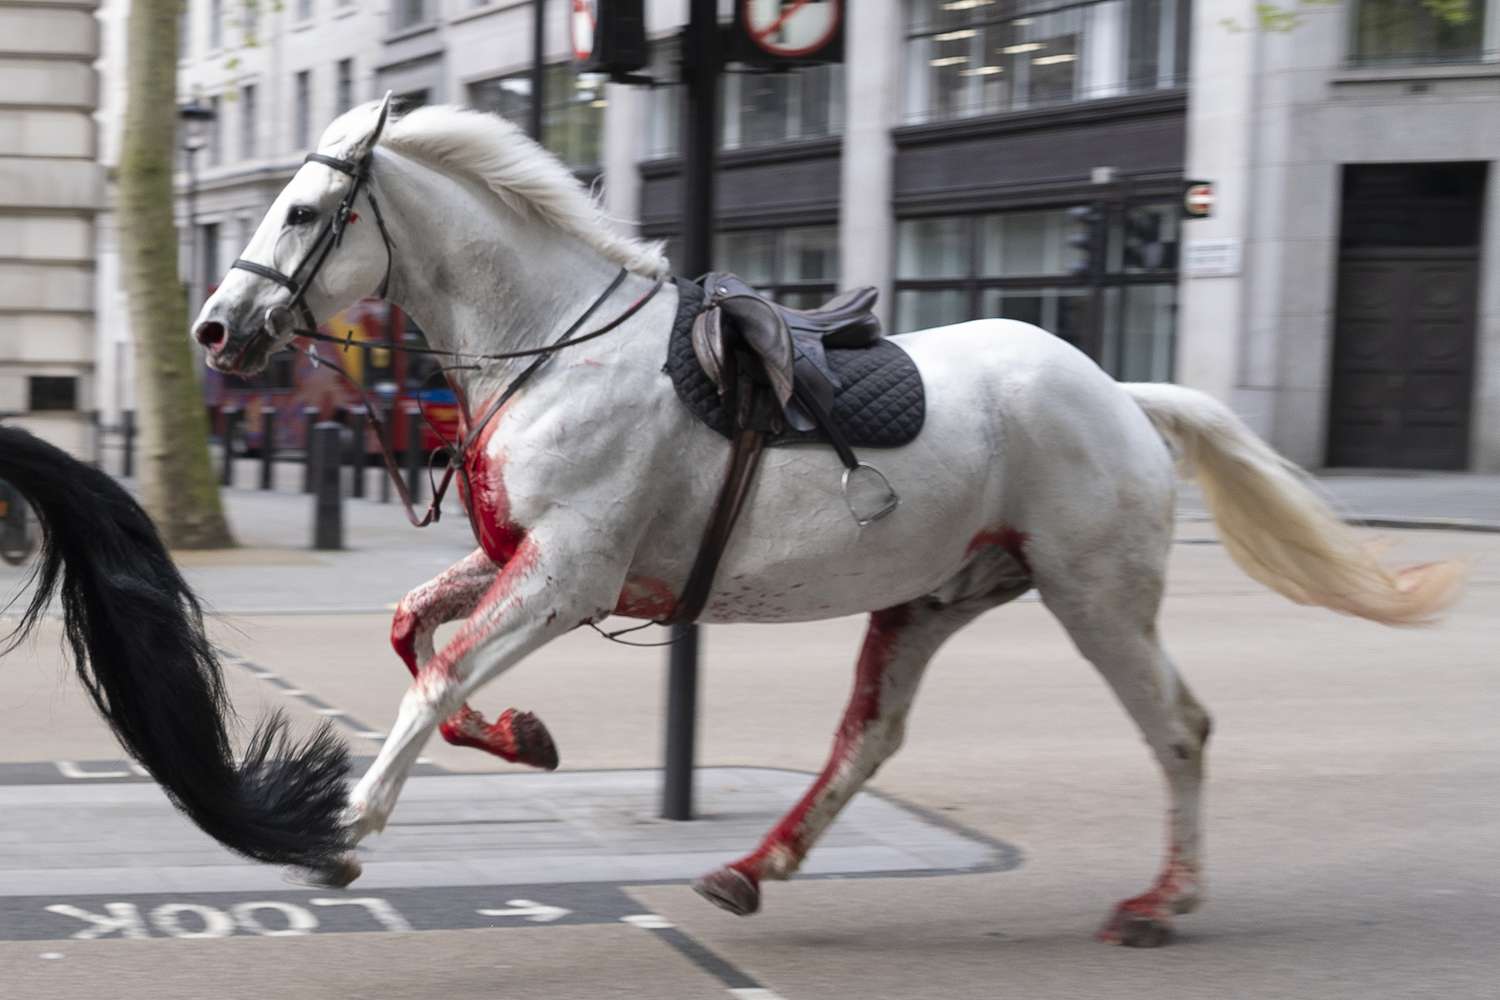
top-left (1097, 908), bottom-right (1173, 948)
top-left (440, 706), bottom-right (559, 771)
top-left (504, 708), bottom-right (560, 771)
top-left (290, 852), bottom-right (363, 889)
top-left (693, 866), bottom-right (761, 916)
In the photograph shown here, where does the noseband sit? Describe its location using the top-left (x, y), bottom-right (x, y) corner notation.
top-left (230, 151), bottom-right (396, 346)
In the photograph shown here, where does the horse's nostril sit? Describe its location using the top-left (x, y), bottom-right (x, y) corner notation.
top-left (195, 321), bottom-right (227, 350)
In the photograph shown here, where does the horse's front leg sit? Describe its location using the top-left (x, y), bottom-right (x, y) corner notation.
top-left (391, 547), bottom-right (557, 769)
top-left (345, 530), bottom-right (622, 853)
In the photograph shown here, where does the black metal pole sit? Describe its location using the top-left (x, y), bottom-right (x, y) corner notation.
top-left (259, 408), bottom-right (276, 490)
top-left (220, 407), bottom-right (239, 487)
top-left (379, 403), bottom-right (393, 504)
top-left (528, 0), bottom-right (546, 142)
top-left (404, 405), bottom-right (424, 502)
top-left (302, 405), bottom-right (319, 493)
top-left (662, 0), bottom-right (721, 823)
top-left (311, 422), bottom-right (345, 550)
top-left (121, 409), bottom-right (136, 478)
top-left (348, 407), bottom-right (368, 499)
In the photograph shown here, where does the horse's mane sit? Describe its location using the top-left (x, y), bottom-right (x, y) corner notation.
top-left (326, 103), bottom-right (670, 278)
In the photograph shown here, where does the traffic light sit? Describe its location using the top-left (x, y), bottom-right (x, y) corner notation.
top-left (1122, 206), bottom-right (1176, 272)
top-left (571, 1), bottom-right (649, 79)
top-left (1066, 204), bottom-right (1104, 278)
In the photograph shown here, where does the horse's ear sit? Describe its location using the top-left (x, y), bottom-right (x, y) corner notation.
top-left (350, 92), bottom-right (394, 160)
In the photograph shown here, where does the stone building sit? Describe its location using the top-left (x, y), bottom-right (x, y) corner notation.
top-left (0, 0), bottom-right (103, 454)
top-left (1180, 0), bottom-right (1500, 471)
top-left (94, 0), bottom-right (1500, 471)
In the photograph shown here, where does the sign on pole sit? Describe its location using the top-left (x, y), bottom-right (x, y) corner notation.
top-left (1182, 180), bottom-right (1216, 219)
top-left (733, 0), bottom-right (845, 66)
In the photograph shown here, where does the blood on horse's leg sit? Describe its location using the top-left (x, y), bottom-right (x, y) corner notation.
top-left (390, 549), bottom-right (557, 769)
top-left (1041, 563), bottom-right (1210, 948)
top-left (695, 596), bottom-right (997, 916)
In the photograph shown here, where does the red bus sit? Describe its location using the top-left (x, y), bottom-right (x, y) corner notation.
top-left (203, 300), bottom-right (460, 458)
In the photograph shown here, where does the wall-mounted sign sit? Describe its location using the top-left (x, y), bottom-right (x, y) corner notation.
top-left (733, 0), bottom-right (845, 66)
top-left (1183, 180), bottom-right (1216, 219)
top-left (1183, 238), bottom-right (1242, 278)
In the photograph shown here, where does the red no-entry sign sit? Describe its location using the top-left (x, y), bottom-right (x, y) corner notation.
top-left (1183, 180), bottom-right (1215, 219)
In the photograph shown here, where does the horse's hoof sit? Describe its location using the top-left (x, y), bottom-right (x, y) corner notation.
top-left (1097, 907), bottom-right (1173, 948)
top-left (289, 853), bottom-right (363, 889)
top-left (504, 708), bottom-right (560, 771)
top-left (693, 866), bottom-right (760, 916)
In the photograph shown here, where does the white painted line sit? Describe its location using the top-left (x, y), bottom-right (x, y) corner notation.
top-left (38, 952), bottom-right (63, 960)
top-left (728, 989), bottom-right (786, 1000)
top-left (314, 708), bottom-right (346, 717)
top-left (280, 689), bottom-right (307, 697)
top-left (357, 731), bottom-right (385, 741)
top-left (253, 672), bottom-right (278, 680)
top-left (620, 913), bottom-right (673, 930)
top-left (477, 900), bottom-right (570, 923)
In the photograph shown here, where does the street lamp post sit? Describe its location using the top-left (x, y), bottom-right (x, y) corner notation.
top-left (178, 100), bottom-right (217, 313)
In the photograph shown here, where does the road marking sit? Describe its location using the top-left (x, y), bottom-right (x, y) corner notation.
top-left (621, 913), bottom-right (673, 929)
top-left (729, 991), bottom-right (787, 1000)
top-left (477, 900), bottom-right (571, 923)
top-left (39, 952), bottom-right (63, 960)
top-left (309, 897), bottom-right (413, 933)
top-left (314, 708), bottom-right (346, 717)
top-left (622, 905), bottom-right (781, 999)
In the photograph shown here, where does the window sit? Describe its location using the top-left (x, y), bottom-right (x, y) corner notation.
top-left (903, 0), bottom-right (1186, 123)
top-left (207, 95), bottom-right (222, 166)
top-left (294, 70), bottom-right (313, 149)
top-left (242, 0), bottom-right (260, 42)
top-left (722, 63), bottom-right (844, 151)
top-left (297, 0), bottom-right (314, 21)
top-left (209, 0), bottom-right (223, 51)
top-left (336, 59), bottom-right (354, 113)
top-left (28, 376), bottom-right (78, 413)
top-left (391, 0), bottom-right (427, 31)
top-left (894, 205), bottom-right (1178, 380)
top-left (646, 41), bottom-right (844, 157)
top-left (201, 222), bottom-right (220, 297)
top-left (1349, 0), bottom-right (1489, 66)
top-left (240, 83), bottom-right (257, 160)
top-left (711, 226), bottom-right (840, 308)
top-left (469, 65), bottom-right (606, 169)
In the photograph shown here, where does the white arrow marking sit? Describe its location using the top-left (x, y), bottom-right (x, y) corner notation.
top-left (476, 899), bottom-right (570, 923)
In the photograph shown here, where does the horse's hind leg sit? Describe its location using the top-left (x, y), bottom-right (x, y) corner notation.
top-left (391, 548), bottom-right (557, 769)
top-left (695, 588), bottom-right (1020, 916)
top-left (1037, 549), bottom-right (1211, 947)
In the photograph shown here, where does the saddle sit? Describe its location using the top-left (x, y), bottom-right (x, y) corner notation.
top-left (661, 274), bottom-right (925, 625)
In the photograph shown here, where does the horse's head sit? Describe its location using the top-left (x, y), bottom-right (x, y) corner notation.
top-left (192, 95), bottom-right (395, 375)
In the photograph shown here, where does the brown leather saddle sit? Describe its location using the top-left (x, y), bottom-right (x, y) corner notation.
top-left (665, 273), bottom-right (902, 625)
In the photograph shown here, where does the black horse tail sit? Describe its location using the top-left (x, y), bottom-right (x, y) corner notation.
top-left (0, 425), bottom-right (350, 870)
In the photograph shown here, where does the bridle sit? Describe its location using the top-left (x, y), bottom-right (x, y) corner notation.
top-left (223, 137), bottom-right (665, 532)
top-left (229, 149), bottom-right (396, 365)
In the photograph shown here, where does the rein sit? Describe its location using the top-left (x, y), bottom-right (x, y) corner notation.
top-left (294, 268), bottom-right (664, 530)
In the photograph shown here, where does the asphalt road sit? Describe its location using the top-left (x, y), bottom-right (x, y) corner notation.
top-left (0, 523), bottom-right (1496, 1000)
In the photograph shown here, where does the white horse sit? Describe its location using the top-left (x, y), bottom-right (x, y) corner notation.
top-left (181, 100), bottom-right (1460, 945)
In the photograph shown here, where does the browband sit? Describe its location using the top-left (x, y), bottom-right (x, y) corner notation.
top-left (304, 152), bottom-right (360, 176)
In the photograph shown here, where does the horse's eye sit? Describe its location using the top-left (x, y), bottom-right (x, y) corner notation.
top-left (286, 205), bottom-right (317, 227)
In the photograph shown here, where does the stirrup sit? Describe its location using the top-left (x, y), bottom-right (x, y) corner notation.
top-left (842, 463), bottom-right (899, 527)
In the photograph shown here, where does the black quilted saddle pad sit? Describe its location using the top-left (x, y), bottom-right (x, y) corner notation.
top-left (662, 278), bottom-right (926, 449)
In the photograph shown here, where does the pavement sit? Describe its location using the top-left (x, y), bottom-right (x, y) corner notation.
top-left (0, 470), bottom-right (1496, 999)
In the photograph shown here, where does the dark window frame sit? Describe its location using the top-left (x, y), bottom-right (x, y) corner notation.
top-left (28, 376), bottom-right (78, 413)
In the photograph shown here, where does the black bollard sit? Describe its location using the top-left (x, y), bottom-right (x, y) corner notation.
top-left (311, 422), bottom-right (345, 551)
top-left (122, 409), bottom-right (136, 478)
top-left (348, 407), bottom-right (368, 499)
top-left (404, 404), bottom-right (423, 503)
top-left (379, 404), bottom-right (393, 504)
top-left (259, 408), bottom-right (276, 491)
top-left (301, 405), bottom-right (319, 494)
top-left (220, 407), bottom-right (240, 487)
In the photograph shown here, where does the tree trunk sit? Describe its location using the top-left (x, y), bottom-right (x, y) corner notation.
top-left (118, 0), bottom-right (234, 549)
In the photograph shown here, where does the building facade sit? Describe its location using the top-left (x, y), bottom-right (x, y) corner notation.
top-left (93, 0), bottom-right (1499, 470)
top-left (1, 0), bottom-right (103, 453)
top-left (1181, 0), bottom-right (1500, 470)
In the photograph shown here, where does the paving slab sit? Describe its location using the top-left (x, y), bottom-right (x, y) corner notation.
top-left (0, 767), bottom-right (1009, 904)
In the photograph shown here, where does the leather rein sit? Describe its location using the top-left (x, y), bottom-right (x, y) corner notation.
top-left (227, 146), bottom-right (665, 530)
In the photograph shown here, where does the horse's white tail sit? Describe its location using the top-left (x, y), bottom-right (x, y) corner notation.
top-left (1124, 383), bottom-right (1464, 626)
